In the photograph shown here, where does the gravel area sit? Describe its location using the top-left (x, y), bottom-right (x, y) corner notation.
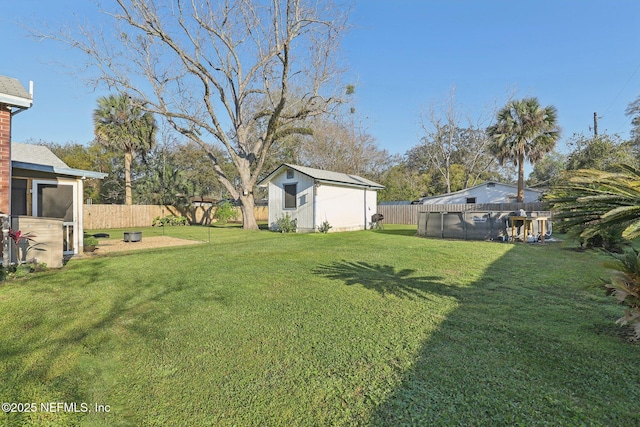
top-left (86, 235), bottom-right (203, 256)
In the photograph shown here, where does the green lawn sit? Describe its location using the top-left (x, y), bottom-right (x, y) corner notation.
top-left (1, 225), bottom-right (639, 426)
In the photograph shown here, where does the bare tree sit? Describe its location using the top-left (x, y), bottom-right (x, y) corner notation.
top-left (294, 116), bottom-right (389, 178)
top-left (35, 0), bottom-right (349, 229)
top-left (412, 88), bottom-right (497, 193)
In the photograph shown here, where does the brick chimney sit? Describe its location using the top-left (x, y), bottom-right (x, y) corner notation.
top-left (0, 104), bottom-right (11, 214)
top-left (0, 76), bottom-right (33, 215)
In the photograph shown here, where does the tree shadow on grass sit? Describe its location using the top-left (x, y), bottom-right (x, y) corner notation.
top-left (0, 262), bottom-right (225, 425)
top-left (366, 246), bottom-right (640, 426)
top-left (371, 228), bottom-right (418, 237)
top-left (314, 260), bottom-right (450, 300)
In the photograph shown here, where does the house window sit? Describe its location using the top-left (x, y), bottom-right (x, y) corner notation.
top-left (286, 169), bottom-right (294, 179)
top-left (466, 197), bottom-right (477, 204)
top-left (284, 184), bottom-right (297, 209)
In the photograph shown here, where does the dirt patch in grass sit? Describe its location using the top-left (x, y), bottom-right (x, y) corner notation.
top-left (86, 236), bottom-right (203, 256)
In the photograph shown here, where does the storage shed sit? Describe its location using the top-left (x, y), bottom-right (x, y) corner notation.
top-left (258, 164), bottom-right (384, 232)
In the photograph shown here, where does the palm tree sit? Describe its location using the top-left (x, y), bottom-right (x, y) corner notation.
top-left (547, 165), bottom-right (640, 242)
top-left (487, 98), bottom-right (560, 202)
top-left (93, 94), bottom-right (157, 205)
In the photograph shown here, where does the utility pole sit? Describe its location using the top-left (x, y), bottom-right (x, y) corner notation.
top-left (593, 112), bottom-right (598, 138)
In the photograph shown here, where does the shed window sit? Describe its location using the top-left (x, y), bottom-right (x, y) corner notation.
top-left (466, 197), bottom-right (477, 204)
top-left (286, 169), bottom-right (294, 179)
top-left (284, 184), bottom-right (297, 209)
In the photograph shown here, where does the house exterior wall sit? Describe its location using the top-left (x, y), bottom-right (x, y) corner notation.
top-left (421, 183), bottom-right (541, 205)
top-left (267, 168), bottom-right (315, 231)
top-left (11, 216), bottom-right (64, 268)
top-left (0, 105), bottom-right (11, 214)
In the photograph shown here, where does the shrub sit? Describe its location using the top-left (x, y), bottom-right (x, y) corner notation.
top-left (317, 221), bottom-right (332, 233)
top-left (276, 214), bottom-right (297, 233)
top-left (214, 201), bottom-right (238, 224)
top-left (84, 235), bottom-right (99, 247)
top-left (152, 215), bottom-right (189, 227)
top-left (30, 261), bottom-right (48, 273)
top-left (602, 247), bottom-right (640, 340)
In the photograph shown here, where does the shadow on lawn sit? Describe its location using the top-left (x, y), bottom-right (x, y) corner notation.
top-left (371, 228), bottom-right (418, 237)
top-left (314, 260), bottom-right (449, 300)
top-left (0, 260), bottom-right (214, 425)
top-left (366, 244), bottom-right (640, 426)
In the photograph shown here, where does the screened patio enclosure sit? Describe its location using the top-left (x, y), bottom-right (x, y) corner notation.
top-left (33, 180), bottom-right (77, 255)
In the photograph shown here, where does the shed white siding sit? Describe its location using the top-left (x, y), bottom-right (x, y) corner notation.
top-left (267, 168), bottom-right (315, 231)
top-left (315, 185), bottom-right (377, 232)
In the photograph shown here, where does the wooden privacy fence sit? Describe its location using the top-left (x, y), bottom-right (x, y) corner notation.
top-left (377, 202), bottom-right (549, 225)
top-left (85, 202), bottom-right (547, 229)
top-left (83, 204), bottom-right (269, 229)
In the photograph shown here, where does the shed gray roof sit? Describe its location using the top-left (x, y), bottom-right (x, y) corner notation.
top-left (11, 142), bottom-right (107, 179)
top-left (259, 163), bottom-right (384, 190)
top-left (0, 75), bottom-right (32, 108)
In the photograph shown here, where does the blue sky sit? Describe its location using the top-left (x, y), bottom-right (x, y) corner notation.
top-left (2, 0), bottom-right (640, 163)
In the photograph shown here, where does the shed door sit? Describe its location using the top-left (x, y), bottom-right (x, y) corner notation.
top-left (32, 180), bottom-right (78, 255)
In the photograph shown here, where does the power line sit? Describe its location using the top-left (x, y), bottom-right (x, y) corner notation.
top-left (602, 62), bottom-right (640, 117)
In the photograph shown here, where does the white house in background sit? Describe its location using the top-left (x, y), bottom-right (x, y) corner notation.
top-left (258, 164), bottom-right (384, 232)
top-left (418, 181), bottom-right (542, 205)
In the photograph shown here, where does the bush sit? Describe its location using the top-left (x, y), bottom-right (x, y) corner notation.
top-left (317, 221), bottom-right (332, 233)
top-left (84, 235), bottom-right (99, 247)
top-left (214, 201), bottom-right (238, 224)
top-left (568, 223), bottom-right (631, 253)
top-left (603, 247), bottom-right (640, 340)
top-left (276, 214), bottom-right (297, 233)
top-left (152, 215), bottom-right (189, 227)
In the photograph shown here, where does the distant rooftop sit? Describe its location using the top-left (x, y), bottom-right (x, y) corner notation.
top-left (0, 75), bottom-right (32, 109)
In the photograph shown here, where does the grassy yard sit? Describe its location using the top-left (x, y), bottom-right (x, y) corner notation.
top-left (1, 225), bottom-right (639, 426)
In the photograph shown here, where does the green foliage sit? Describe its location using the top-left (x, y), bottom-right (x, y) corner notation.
top-left (83, 235), bottom-right (99, 247)
top-left (275, 213), bottom-right (297, 233)
top-left (213, 201), bottom-right (238, 224)
top-left (526, 150), bottom-right (567, 187)
top-left (152, 214), bottom-right (189, 227)
top-left (565, 133), bottom-right (637, 172)
top-left (29, 261), bottom-right (48, 273)
top-left (547, 165), bottom-right (640, 242)
top-left (317, 220), bottom-right (332, 233)
top-left (488, 97), bottom-right (560, 201)
top-left (378, 164), bottom-right (431, 201)
top-left (603, 248), bottom-right (640, 340)
top-left (93, 93), bottom-right (157, 204)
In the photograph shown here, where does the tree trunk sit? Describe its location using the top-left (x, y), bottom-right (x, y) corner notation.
top-left (239, 193), bottom-right (258, 230)
top-left (517, 150), bottom-right (525, 203)
top-left (125, 150), bottom-right (133, 205)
